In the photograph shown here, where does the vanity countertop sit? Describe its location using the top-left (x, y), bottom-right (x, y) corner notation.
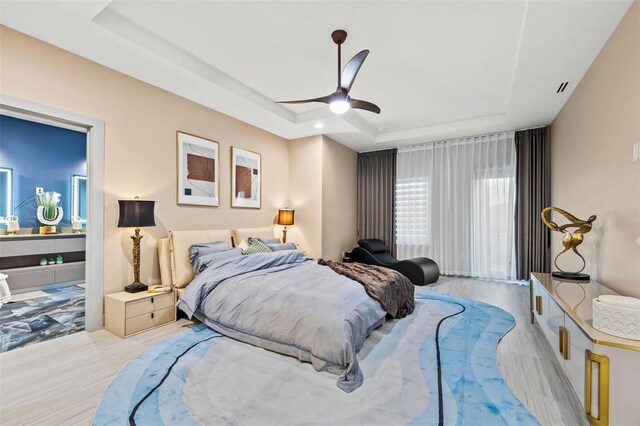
top-left (0, 233), bottom-right (85, 241)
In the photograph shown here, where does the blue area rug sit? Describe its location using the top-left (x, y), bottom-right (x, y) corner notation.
top-left (0, 285), bottom-right (84, 352)
top-left (94, 293), bottom-right (538, 425)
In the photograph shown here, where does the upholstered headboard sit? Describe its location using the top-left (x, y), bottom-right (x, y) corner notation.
top-left (158, 238), bottom-right (173, 287)
top-left (158, 229), bottom-right (233, 289)
top-left (158, 226), bottom-right (279, 290)
top-left (232, 226), bottom-right (280, 246)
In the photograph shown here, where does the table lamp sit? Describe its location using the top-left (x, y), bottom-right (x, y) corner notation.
top-left (277, 208), bottom-right (295, 243)
top-left (118, 198), bottom-right (155, 293)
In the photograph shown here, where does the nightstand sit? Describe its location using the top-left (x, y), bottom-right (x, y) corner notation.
top-left (105, 290), bottom-right (176, 338)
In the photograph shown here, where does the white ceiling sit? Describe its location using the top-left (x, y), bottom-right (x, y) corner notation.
top-left (0, 1), bottom-right (633, 152)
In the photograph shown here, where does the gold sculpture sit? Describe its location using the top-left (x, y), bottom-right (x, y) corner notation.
top-left (541, 207), bottom-right (596, 281)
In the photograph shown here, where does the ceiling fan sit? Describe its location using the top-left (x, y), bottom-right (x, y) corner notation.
top-left (278, 30), bottom-right (380, 115)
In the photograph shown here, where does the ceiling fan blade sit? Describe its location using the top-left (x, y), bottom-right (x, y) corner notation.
top-left (351, 99), bottom-right (381, 114)
top-left (277, 95), bottom-right (331, 105)
top-left (340, 50), bottom-right (369, 92)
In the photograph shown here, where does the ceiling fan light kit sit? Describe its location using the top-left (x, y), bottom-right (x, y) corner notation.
top-left (329, 100), bottom-right (350, 114)
top-left (278, 29), bottom-right (380, 115)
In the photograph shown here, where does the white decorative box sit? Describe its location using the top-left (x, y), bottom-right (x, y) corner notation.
top-left (593, 298), bottom-right (640, 341)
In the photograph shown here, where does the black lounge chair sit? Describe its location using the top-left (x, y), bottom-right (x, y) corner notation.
top-left (350, 239), bottom-right (440, 286)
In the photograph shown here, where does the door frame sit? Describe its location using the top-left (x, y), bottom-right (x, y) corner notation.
top-left (0, 94), bottom-right (105, 332)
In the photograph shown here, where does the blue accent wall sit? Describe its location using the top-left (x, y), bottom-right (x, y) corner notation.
top-left (0, 115), bottom-right (86, 227)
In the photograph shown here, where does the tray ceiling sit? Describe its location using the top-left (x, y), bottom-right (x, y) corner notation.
top-left (0, 1), bottom-right (633, 151)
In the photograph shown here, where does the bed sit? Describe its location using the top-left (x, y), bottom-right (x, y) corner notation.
top-left (158, 227), bottom-right (406, 392)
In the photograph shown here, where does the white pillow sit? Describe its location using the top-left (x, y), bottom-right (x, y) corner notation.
top-left (237, 239), bottom-right (249, 250)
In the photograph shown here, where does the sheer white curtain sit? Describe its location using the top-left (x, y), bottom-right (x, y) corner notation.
top-left (395, 131), bottom-right (517, 280)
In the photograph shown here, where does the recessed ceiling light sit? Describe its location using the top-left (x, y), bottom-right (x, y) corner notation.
top-left (314, 123), bottom-right (324, 129)
top-left (377, 127), bottom-right (386, 131)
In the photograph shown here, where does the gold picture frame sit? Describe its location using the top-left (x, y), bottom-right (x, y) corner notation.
top-left (176, 131), bottom-right (220, 207)
top-left (230, 146), bottom-right (261, 209)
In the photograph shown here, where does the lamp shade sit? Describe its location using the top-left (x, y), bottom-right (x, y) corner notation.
top-left (117, 200), bottom-right (156, 228)
top-left (277, 208), bottom-right (295, 226)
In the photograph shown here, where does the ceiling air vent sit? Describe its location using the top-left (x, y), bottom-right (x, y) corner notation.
top-left (557, 81), bottom-right (570, 93)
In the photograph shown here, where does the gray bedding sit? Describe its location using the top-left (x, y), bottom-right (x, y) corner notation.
top-left (176, 250), bottom-right (386, 392)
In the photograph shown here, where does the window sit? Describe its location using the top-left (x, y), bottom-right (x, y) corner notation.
top-left (395, 177), bottom-right (430, 247)
top-left (473, 175), bottom-right (516, 279)
top-left (395, 131), bottom-right (517, 280)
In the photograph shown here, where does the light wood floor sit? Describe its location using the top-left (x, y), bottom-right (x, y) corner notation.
top-left (0, 277), bottom-right (585, 425)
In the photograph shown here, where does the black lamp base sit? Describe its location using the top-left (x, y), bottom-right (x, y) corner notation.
top-left (125, 281), bottom-right (148, 293)
top-left (552, 271), bottom-right (590, 281)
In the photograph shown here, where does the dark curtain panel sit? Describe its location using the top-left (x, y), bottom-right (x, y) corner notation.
top-left (515, 126), bottom-right (551, 280)
top-left (357, 149), bottom-right (397, 255)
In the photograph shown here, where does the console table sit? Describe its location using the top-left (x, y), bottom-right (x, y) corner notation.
top-left (0, 233), bottom-right (86, 291)
top-left (530, 273), bottom-right (640, 426)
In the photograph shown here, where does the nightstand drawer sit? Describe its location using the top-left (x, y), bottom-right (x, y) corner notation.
top-left (126, 306), bottom-right (174, 335)
top-left (105, 290), bottom-right (176, 338)
top-left (125, 292), bottom-right (174, 318)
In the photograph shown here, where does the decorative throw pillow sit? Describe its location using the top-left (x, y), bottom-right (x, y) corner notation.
top-left (236, 239), bottom-right (250, 250)
top-left (249, 237), bottom-right (281, 245)
top-left (266, 242), bottom-right (297, 251)
top-left (242, 239), bottom-right (274, 255)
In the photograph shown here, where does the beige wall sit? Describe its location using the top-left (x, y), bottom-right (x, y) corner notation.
top-left (550, 1), bottom-right (640, 297)
top-left (0, 26), bottom-right (290, 295)
top-left (288, 136), bottom-right (323, 258)
top-left (287, 135), bottom-right (358, 260)
top-left (322, 136), bottom-right (358, 261)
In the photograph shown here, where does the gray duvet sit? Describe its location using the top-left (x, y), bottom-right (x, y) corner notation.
top-left (176, 250), bottom-right (386, 392)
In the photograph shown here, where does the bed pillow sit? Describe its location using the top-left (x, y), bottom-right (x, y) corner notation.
top-left (249, 237), bottom-right (281, 245)
top-left (193, 248), bottom-right (243, 274)
top-left (266, 242), bottom-right (297, 251)
top-left (242, 239), bottom-right (273, 255)
top-left (236, 239), bottom-right (250, 250)
top-left (189, 241), bottom-right (233, 273)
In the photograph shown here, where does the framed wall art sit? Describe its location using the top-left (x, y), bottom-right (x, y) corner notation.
top-left (231, 146), bottom-right (261, 209)
top-left (177, 131), bottom-right (219, 207)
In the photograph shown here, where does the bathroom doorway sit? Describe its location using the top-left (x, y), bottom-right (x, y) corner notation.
top-left (0, 95), bottom-right (104, 352)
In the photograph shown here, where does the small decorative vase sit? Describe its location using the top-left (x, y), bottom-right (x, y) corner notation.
top-left (56, 254), bottom-right (63, 264)
top-left (40, 258), bottom-right (47, 266)
top-left (48, 258), bottom-right (55, 265)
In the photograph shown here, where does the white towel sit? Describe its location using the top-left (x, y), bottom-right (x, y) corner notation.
top-left (0, 273), bottom-right (11, 307)
top-left (598, 295), bottom-right (640, 310)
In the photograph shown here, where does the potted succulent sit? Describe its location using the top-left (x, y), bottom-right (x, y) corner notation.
top-left (36, 191), bottom-right (63, 234)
